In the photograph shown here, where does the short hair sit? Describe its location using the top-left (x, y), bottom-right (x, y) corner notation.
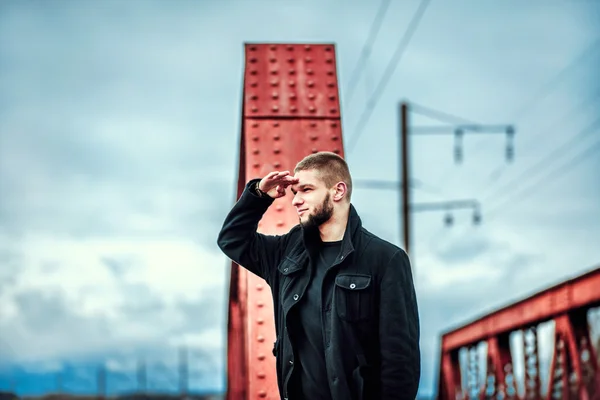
top-left (294, 151), bottom-right (353, 201)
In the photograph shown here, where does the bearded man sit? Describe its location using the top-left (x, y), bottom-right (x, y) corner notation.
top-left (217, 151), bottom-right (420, 400)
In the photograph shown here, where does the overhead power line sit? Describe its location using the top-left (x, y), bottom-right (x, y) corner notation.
top-left (481, 117), bottom-right (600, 212)
top-left (509, 37), bottom-right (600, 122)
top-left (484, 137), bottom-right (600, 221)
top-left (346, 0), bottom-right (432, 154)
top-left (429, 117), bottom-right (600, 249)
top-left (343, 0), bottom-right (392, 107)
top-left (482, 116), bottom-right (600, 209)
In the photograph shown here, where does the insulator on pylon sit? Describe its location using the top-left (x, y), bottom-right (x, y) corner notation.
top-left (505, 126), bottom-right (515, 162)
top-left (444, 213), bottom-right (454, 227)
top-left (454, 129), bottom-right (463, 164)
top-left (473, 209), bottom-right (481, 225)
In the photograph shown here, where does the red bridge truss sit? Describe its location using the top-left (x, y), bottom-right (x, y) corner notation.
top-left (437, 266), bottom-right (600, 400)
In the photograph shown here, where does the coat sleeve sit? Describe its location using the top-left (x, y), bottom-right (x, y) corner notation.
top-left (217, 178), bottom-right (289, 282)
top-left (379, 249), bottom-right (421, 399)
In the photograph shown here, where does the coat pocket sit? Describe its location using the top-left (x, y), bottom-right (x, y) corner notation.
top-left (334, 274), bottom-right (373, 322)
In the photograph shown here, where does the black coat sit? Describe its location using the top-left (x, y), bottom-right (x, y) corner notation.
top-left (217, 179), bottom-right (420, 400)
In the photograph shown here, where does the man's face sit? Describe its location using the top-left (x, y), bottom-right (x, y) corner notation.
top-left (291, 169), bottom-right (334, 229)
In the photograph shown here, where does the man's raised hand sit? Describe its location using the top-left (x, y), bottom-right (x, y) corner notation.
top-left (258, 171), bottom-right (299, 199)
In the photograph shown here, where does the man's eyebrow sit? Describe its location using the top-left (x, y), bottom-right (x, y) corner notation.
top-left (291, 183), bottom-right (313, 193)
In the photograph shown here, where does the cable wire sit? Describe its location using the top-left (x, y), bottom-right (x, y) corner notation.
top-left (346, 0), bottom-right (432, 154)
top-left (343, 0), bottom-right (392, 107)
top-left (484, 137), bottom-right (600, 220)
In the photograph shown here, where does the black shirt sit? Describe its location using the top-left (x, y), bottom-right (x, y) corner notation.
top-left (293, 240), bottom-right (341, 400)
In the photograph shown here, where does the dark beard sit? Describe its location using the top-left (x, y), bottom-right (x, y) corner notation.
top-left (300, 193), bottom-right (333, 230)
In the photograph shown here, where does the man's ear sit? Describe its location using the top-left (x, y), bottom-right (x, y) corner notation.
top-left (333, 182), bottom-right (347, 202)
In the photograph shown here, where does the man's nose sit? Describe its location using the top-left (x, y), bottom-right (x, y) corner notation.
top-left (292, 195), bottom-right (303, 207)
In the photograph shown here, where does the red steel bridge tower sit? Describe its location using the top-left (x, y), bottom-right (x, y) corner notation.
top-left (226, 42), bottom-right (343, 400)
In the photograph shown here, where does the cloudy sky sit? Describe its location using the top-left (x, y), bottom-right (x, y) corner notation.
top-left (1, 0), bottom-right (599, 397)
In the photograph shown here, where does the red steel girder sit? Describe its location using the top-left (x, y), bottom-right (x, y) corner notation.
top-left (437, 266), bottom-right (600, 400)
top-left (441, 266), bottom-right (600, 351)
top-left (226, 43), bottom-right (343, 400)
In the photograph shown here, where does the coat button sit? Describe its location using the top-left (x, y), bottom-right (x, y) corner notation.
top-left (350, 283), bottom-right (356, 289)
top-left (293, 294), bottom-right (299, 300)
top-left (289, 360), bottom-right (294, 365)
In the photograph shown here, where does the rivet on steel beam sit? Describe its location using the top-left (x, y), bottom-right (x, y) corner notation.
top-left (287, 57), bottom-right (294, 63)
top-left (274, 148), bottom-right (281, 154)
top-left (250, 70), bottom-right (258, 75)
top-left (273, 122), bottom-right (279, 127)
top-left (331, 135), bottom-right (339, 141)
top-left (270, 45), bottom-right (277, 50)
top-left (307, 68), bottom-right (314, 75)
top-left (253, 149), bottom-right (259, 155)
top-left (290, 93), bottom-right (297, 99)
top-left (277, 220), bottom-right (284, 227)
top-left (326, 58), bottom-right (333, 63)
top-left (273, 134), bottom-right (280, 140)
top-left (257, 336), bottom-right (265, 342)
top-left (270, 57), bottom-right (276, 63)
top-left (309, 106), bottom-right (316, 113)
top-left (331, 122), bottom-right (338, 127)
top-left (272, 92), bottom-right (279, 99)
top-left (289, 80), bottom-right (296, 87)
top-left (250, 57), bottom-right (257, 63)
top-left (250, 94), bottom-right (258, 100)
top-left (270, 79), bottom-right (279, 86)
top-left (272, 105), bottom-right (279, 112)
top-left (256, 283), bottom-right (264, 290)
top-left (305, 56), bottom-right (312, 63)
top-left (252, 136), bottom-right (259, 141)
top-left (257, 301), bottom-right (264, 307)
top-left (333, 148), bottom-right (340, 154)
top-left (274, 162), bottom-right (281, 167)
top-left (257, 372), bottom-right (266, 379)
top-left (257, 318), bottom-right (264, 325)
top-left (270, 70), bottom-right (278, 75)
top-left (327, 70), bottom-right (334, 76)
top-left (304, 45), bottom-right (311, 51)
top-left (310, 122), bottom-right (317, 127)
top-left (276, 205), bottom-right (283, 211)
top-left (251, 106), bottom-right (258, 112)
top-left (287, 45), bottom-right (294, 51)
top-left (251, 82), bottom-right (258, 87)
top-left (290, 105), bottom-right (297, 112)
top-left (289, 69), bottom-right (296, 75)
top-left (330, 108), bottom-right (337, 113)
top-left (249, 46), bottom-right (257, 51)
top-left (325, 47), bottom-right (332, 52)
top-left (329, 95), bottom-right (336, 100)
top-left (257, 354), bottom-right (266, 361)
top-left (327, 82), bottom-right (335, 87)
top-left (310, 134), bottom-right (318, 141)
top-left (312, 148), bottom-right (318, 153)
top-left (252, 122), bottom-right (259, 127)
top-left (253, 162), bottom-right (260, 168)
top-left (308, 93), bottom-right (315, 100)
top-left (307, 81), bottom-right (314, 88)
top-left (258, 390), bottom-right (267, 398)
